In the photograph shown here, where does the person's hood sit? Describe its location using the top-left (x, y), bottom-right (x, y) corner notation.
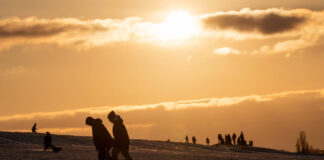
top-left (93, 118), bottom-right (103, 125)
top-left (114, 115), bottom-right (123, 124)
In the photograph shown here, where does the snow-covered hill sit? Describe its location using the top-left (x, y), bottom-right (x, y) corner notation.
top-left (0, 131), bottom-right (322, 160)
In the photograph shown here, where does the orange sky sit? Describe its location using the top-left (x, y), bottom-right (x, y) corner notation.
top-left (0, 0), bottom-right (323, 151)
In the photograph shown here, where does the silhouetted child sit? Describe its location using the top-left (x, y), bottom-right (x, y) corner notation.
top-left (206, 137), bottom-right (210, 146)
top-left (32, 123), bottom-right (37, 134)
top-left (192, 136), bottom-right (197, 144)
top-left (108, 111), bottom-right (133, 160)
top-left (86, 117), bottom-right (113, 160)
top-left (249, 140), bottom-right (253, 146)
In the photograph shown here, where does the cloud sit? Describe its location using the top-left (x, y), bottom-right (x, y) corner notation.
top-left (203, 8), bottom-right (324, 54)
top-left (0, 89), bottom-right (323, 150)
top-left (0, 89), bottom-right (321, 122)
top-left (0, 8), bottom-right (323, 54)
top-left (213, 47), bottom-right (241, 55)
top-left (0, 17), bottom-right (107, 38)
top-left (202, 8), bottom-right (309, 35)
top-left (0, 17), bottom-right (155, 50)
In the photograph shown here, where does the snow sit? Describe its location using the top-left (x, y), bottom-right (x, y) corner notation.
top-left (0, 131), bottom-right (323, 160)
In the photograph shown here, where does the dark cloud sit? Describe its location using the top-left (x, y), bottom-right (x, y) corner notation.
top-left (0, 18), bottom-right (107, 38)
top-left (202, 12), bottom-right (307, 34)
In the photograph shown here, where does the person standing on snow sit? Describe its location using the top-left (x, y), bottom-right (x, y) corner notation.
top-left (192, 136), bottom-right (197, 144)
top-left (206, 137), bottom-right (210, 146)
top-left (32, 123), bottom-right (37, 134)
top-left (107, 111), bottom-right (133, 160)
top-left (86, 117), bottom-right (113, 160)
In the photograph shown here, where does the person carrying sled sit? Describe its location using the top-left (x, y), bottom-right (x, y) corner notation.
top-left (86, 117), bottom-right (113, 160)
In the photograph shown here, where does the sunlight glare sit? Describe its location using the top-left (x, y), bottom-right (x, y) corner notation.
top-left (156, 11), bottom-right (199, 41)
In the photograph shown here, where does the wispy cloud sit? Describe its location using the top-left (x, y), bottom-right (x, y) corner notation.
top-left (213, 47), bottom-right (241, 55)
top-left (0, 89), bottom-right (323, 150)
top-left (0, 88), bottom-right (322, 122)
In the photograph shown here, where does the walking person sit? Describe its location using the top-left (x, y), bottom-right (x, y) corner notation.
top-left (107, 111), bottom-right (133, 160)
top-left (206, 137), bottom-right (210, 146)
top-left (192, 136), bottom-right (197, 144)
top-left (32, 123), bottom-right (37, 134)
top-left (86, 117), bottom-right (113, 160)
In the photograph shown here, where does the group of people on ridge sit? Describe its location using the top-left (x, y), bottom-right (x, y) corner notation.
top-left (86, 110), bottom-right (133, 160)
top-left (185, 132), bottom-right (253, 146)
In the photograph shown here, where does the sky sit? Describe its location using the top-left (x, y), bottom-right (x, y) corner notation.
top-left (0, 0), bottom-right (324, 151)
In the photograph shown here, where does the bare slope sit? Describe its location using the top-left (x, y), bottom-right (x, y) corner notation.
top-left (0, 132), bottom-right (322, 160)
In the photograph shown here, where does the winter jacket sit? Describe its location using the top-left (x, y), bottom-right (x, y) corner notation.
top-left (91, 118), bottom-right (113, 150)
top-left (112, 116), bottom-right (130, 149)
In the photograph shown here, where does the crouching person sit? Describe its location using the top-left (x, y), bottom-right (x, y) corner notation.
top-left (86, 117), bottom-right (113, 160)
top-left (43, 132), bottom-right (62, 152)
top-left (107, 111), bottom-right (133, 160)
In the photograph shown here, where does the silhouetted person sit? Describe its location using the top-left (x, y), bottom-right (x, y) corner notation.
top-left (226, 134), bottom-right (232, 145)
top-left (192, 136), bottom-right (197, 144)
top-left (32, 123), bottom-right (37, 134)
top-left (249, 140), bottom-right (253, 146)
top-left (185, 135), bottom-right (189, 143)
top-left (206, 137), bottom-right (210, 146)
top-left (108, 111), bottom-right (133, 160)
top-left (43, 132), bottom-right (62, 152)
top-left (218, 134), bottom-right (224, 144)
top-left (232, 133), bottom-right (237, 145)
top-left (238, 132), bottom-right (246, 145)
top-left (86, 117), bottom-right (113, 160)
top-left (44, 132), bottom-right (52, 150)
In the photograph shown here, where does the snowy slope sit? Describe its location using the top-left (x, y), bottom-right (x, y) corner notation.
top-left (0, 131), bottom-right (323, 160)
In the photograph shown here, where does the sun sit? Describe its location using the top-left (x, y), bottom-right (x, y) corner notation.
top-left (156, 11), bottom-right (199, 41)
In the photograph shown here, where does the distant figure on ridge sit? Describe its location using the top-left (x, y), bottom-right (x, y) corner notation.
top-left (44, 132), bottom-right (52, 150)
top-left (32, 123), bottom-right (37, 134)
top-left (192, 136), bottom-right (197, 144)
top-left (44, 132), bottom-right (62, 152)
top-left (232, 133), bottom-right (237, 145)
top-left (218, 134), bottom-right (225, 144)
top-left (108, 111), bottom-right (133, 160)
top-left (86, 117), bottom-right (113, 160)
top-left (185, 135), bottom-right (189, 143)
top-left (206, 137), bottom-right (210, 146)
top-left (249, 140), bottom-right (253, 146)
top-left (225, 134), bottom-right (232, 145)
top-left (237, 131), bottom-right (247, 145)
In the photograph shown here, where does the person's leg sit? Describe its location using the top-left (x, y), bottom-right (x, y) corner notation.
top-left (111, 147), bottom-right (120, 160)
top-left (98, 149), bottom-right (106, 160)
top-left (120, 149), bottom-right (133, 160)
top-left (106, 146), bottom-right (113, 160)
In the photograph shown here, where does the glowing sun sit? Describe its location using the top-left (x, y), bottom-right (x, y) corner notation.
top-left (156, 11), bottom-right (199, 41)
